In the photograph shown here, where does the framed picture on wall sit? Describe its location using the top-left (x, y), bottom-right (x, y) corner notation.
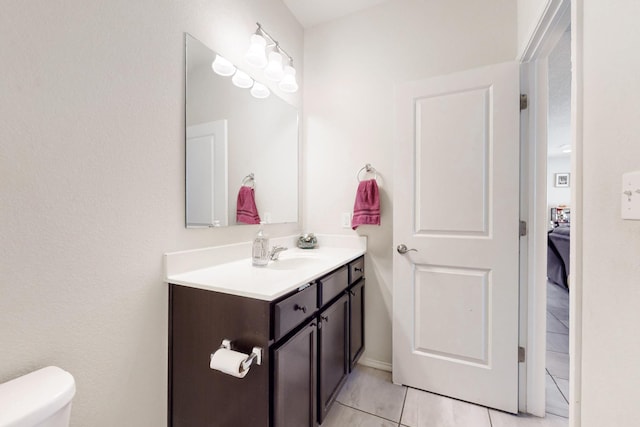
top-left (555, 173), bottom-right (570, 187)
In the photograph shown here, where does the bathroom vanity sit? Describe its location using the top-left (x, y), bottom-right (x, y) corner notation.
top-left (165, 239), bottom-right (365, 427)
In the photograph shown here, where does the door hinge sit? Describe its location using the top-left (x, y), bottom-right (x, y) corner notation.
top-left (519, 220), bottom-right (527, 237)
top-left (520, 94), bottom-right (528, 111)
top-left (519, 346), bottom-right (526, 363)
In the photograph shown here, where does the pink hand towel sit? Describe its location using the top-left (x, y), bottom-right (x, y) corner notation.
top-left (236, 186), bottom-right (261, 224)
top-left (351, 179), bottom-right (380, 230)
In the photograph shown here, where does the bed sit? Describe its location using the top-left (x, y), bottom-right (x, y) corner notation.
top-left (547, 225), bottom-right (570, 289)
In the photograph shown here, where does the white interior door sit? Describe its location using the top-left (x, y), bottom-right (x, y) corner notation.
top-left (393, 62), bottom-right (520, 413)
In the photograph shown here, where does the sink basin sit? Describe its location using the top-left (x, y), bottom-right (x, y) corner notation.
top-left (267, 252), bottom-right (328, 270)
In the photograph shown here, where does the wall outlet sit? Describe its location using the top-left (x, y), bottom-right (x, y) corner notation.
top-left (341, 212), bottom-right (352, 228)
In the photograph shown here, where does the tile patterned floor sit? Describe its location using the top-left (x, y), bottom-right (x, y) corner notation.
top-left (320, 282), bottom-right (571, 426)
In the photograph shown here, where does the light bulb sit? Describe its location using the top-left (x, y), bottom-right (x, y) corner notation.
top-left (211, 55), bottom-right (236, 77)
top-left (232, 69), bottom-right (253, 89)
top-left (245, 34), bottom-right (268, 68)
top-left (250, 82), bottom-right (270, 99)
top-left (264, 51), bottom-right (284, 81)
top-left (279, 65), bottom-right (298, 93)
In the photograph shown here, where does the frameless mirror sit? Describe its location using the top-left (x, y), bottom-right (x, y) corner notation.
top-left (185, 33), bottom-right (299, 228)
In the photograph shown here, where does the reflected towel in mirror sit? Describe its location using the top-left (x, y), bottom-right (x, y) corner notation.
top-left (237, 186), bottom-right (261, 224)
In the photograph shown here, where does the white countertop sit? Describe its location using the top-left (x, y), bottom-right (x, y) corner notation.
top-left (165, 235), bottom-right (366, 301)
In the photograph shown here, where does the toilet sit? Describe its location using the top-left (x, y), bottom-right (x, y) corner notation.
top-left (0, 366), bottom-right (75, 427)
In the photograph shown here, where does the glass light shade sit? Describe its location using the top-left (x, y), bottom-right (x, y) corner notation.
top-left (250, 82), bottom-right (270, 99)
top-left (264, 52), bottom-right (284, 81)
top-left (245, 34), bottom-right (268, 68)
top-left (278, 65), bottom-right (298, 93)
top-left (211, 54), bottom-right (236, 77)
top-left (232, 70), bottom-right (253, 89)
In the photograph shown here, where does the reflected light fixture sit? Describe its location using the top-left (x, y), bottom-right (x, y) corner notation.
top-left (211, 54), bottom-right (236, 76)
top-left (250, 82), bottom-right (270, 99)
top-left (232, 69), bottom-right (253, 88)
top-left (244, 23), bottom-right (298, 93)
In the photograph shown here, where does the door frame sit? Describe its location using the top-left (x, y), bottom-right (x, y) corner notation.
top-left (518, 0), bottom-right (582, 424)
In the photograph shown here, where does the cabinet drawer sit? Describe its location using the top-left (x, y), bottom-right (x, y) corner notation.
top-left (319, 266), bottom-right (348, 307)
top-left (274, 284), bottom-right (317, 341)
top-left (348, 257), bottom-right (365, 285)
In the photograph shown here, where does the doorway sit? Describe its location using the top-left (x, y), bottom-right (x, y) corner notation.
top-left (544, 27), bottom-right (572, 420)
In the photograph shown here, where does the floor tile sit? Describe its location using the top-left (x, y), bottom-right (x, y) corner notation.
top-left (400, 388), bottom-right (491, 427)
top-left (554, 377), bottom-right (570, 402)
top-left (546, 351), bottom-right (569, 380)
top-left (547, 332), bottom-right (569, 354)
top-left (336, 365), bottom-right (406, 422)
top-left (320, 402), bottom-right (398, 427)
top-left (546, 282), bottom-right (570, 310)
top-left (548, 307), bottom-right (569, 323)
top-left (489, 410), bottom-right (568, 426)
top-left (546, 312), bottom-right (569, 334)
top-left (545, 374), bottom-right (568, 418)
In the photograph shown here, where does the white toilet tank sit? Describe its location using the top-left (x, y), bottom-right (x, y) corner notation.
top-left (0, 366), bottom-right (75, 427)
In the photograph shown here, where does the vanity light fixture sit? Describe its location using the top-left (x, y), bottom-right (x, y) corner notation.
top-left (264, 51), bottom-right (284, 81)
top-left (279, 62), bottom-right (299, 93)
top-left (232, 69), bottom-right (254, 89)
top-left (245, 34), bottom-right (268, 68)
top-left (244, 23), bottom-right (298, 93)
top-left (211, 54), bottom-right (236, 77)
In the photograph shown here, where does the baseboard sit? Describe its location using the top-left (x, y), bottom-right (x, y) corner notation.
top-left (357, 357), bottom-right (392, 372)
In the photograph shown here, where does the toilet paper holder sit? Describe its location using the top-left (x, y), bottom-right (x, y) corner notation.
top-left (217, 339), bottom-right (263, 372)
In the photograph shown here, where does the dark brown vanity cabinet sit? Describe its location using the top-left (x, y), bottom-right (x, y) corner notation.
top-left (168, 256), bottom-right (365, 427)
top-left (273, 319), bottom-right (317, 427)
top-left (347, 255), bottom-right (365, 370)
top-left (317, 293), bottom-right (349, 423)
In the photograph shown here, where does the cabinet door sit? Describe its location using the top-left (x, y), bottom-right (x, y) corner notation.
top-left (318, 293), bottom-right (349, 423)
top-left (273, 320), bottom-right (317, 427)
top-left (349, 279), bottom-right (365, 370)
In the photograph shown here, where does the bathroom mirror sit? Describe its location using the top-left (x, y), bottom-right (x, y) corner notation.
top-left (185, 33), bottom-right (299, 228)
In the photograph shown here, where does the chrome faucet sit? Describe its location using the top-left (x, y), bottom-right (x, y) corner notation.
top-left (269, 246), bottom-right (288, 261)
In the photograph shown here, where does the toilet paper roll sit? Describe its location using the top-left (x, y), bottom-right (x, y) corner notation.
top-left (210, 348), bottom-right (250, 378)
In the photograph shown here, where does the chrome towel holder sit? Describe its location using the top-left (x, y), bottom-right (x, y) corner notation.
top-left (241, 173), bottom-right (255, 188)
top-left (357, 163), bottom-right (378, 182)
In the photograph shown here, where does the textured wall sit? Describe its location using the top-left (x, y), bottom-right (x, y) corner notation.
top-left (0, 1), bottom-right (302, 425)
top-left (302, 0), bottom-right (517, 367)
top-left (580, 1), bottom-right (640, 425)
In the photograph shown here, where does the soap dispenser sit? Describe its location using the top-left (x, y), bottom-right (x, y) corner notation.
top-left (252, 223), bottom-right (269, 267)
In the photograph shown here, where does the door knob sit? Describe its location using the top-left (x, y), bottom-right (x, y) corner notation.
top-left (397, 244), bottom-right (418, 255)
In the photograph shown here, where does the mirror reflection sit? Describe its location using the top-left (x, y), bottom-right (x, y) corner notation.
top-left (185, 33), bottom-right (299, 228)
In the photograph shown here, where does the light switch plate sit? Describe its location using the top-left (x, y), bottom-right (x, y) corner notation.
top-left (621, 171), bottom-right (640, 220)
top-left (341, 212), bottom-right (352, 228)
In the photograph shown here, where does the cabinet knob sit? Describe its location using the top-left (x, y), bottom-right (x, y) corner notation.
top-left (354, 267), bottom-right (363, 272)
top-left (321, 315), bottom-right (329, 322)
top-left (294, 304), bottom-right (307, 314)
top-left (348, 290), bottom-right (356, 296)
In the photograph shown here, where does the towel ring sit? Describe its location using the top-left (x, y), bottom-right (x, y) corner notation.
top-left (357, 164), bottom-right (378, 182)
top-left (241, 173), bottom-right (255, 188)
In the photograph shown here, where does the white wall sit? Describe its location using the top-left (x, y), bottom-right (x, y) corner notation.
top-left (0, 1), bottom-right (302, 426)
top-left (303, 0), bottom-right (517, 366)
top-left (579, 1), bottom-right (640, 425)
top-left (518, 0), bottom-right (551, 57)
top-left (547, 156), bottom-right (571, 213)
